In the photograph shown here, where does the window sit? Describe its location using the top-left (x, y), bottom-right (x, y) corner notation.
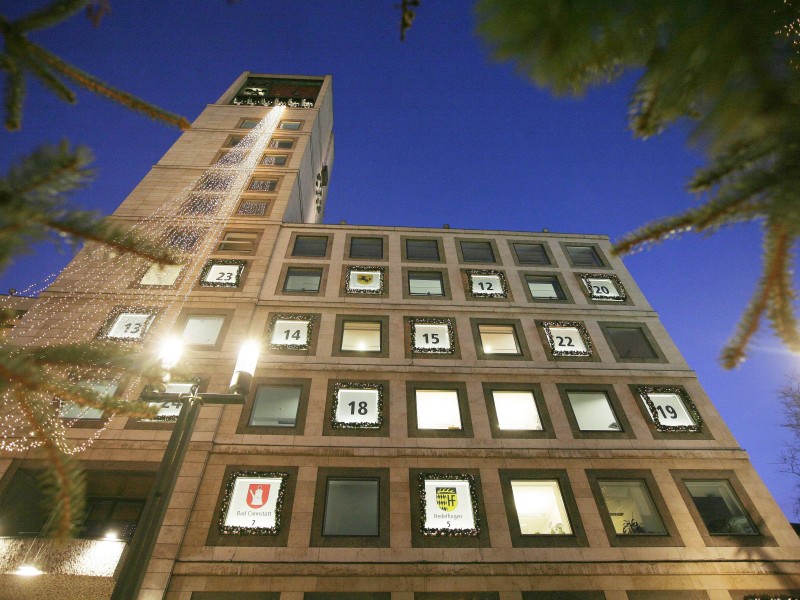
top-left (410, 318), bottom-right (454, 354)
top-left (195, 175), bottom-right (232, 191)
top-left (269, 315), bottom-right (314, 350)
top-left (597, 480), bottom-right (667, 535)
top-left (567, 391), bottom-right (621, 431)
top-left (526, 275), bottom-right (565, 300)
top-left (419, 473), bottom-right (479, 535)
top-left (237, 200), bottom-right (268, 216)
top-left (408, 271), bottom-right (444, 296)
top-left (248, 177), bottom-right (278, 192)
top-left (581, 273), bottom-right (627, 301)
top-left (405, 239), bottom-right (440, 261)
top-left (415, 390), bottom-right (462, 430)
top-left (199, 260), bottom-right (245, 287)
top-left (261, 153), bottom-right (288, 166)
top-left (217, 231), bottom-right (257, 253)
top-left (478, 324), bottom-right (520, 355)
top-left (139, 381), bottom-right (197, 422)
top-left (542, 321), bottom-right (592, 357)
top-left (219, 471), bottom-right (288, 534)
top-left (605, 325), bottom-right (659, 360)
top-left (322, 478), bottom-right (379, 536)
top-left (59, 380), bottom-right (118, 420)
top-left (180, 195), bottom-right (219, 215)
top-left (467, 270), bottom-right (507, 298)
top-left (250, 385), bottom-right (303, 427)
top-left (332, 383), bottom-right (383, 428)
top-left (238, 117), bottom-right (260, 128)
top-left (224, 135), bottom-right (243, 147)
top-left (345, 267), bottom-right (384, 294)
top-left (349, 237), bottom-right (384, 259)
top-left (491, 391), bottom-right (542, 431)
top-left (100, 309), bottom-right (156, 341)
top-left (636, 386), bottom-right (701, 432)
top-left (138, 264), bottom-right (182, 287)
top-left (165, 226), bottom-right (202, 252)
top-left (182, 315), bottom-right (225, 346)
top-left (292, 235), bottom-right (328, 257)
top-left (565, 245), bottom-right (603, 267)
top-left (341, 321), bottom-right (381, 352)
top-left (460, 241), bottom-right (495, 263)
top-left (684, 480), bottom-right (757, 535)
top-left (268, 138), bottom-right (294, 149)
top-left (284, 267), bottom-right (322, 293)
top-left (510, 480), bottom-right (572, 535)
top-left (279, 120), bottom-right (302, 130)
top-left (513, 242), bottom-right (550, 265)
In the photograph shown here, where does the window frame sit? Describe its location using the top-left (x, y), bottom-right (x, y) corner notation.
top-left (346, 234), bottom-right (387, 260)
top-left (281, 265), bottom-right (325, 294)
top-left (236, 117), bottom-right (261, 129)
top-left (599, 321), bottom-right (667, 364)
top-left (402, 236), bottom-right (443, 262)
top-left (404, 268), bottom-right (450, 300)
top-left (464, 269), bottom-right (509, 300)
top-left (470, 318), bottom-right (530, 361)
top-left (246, 176), bottom-right (281, 193)
top-left (265, 313), bottom-right (319, 354)
top-left (267, 137), bottom-right (296, 149)
top-left (310, 467), bottom-right (390, 547)
top-left (261, 152), bottom-right (290, 167)
top-left (289, 233), bottom-right (331, 259)
top-left (579, 272), bottom-right (628, 303)
top-left (179, 194), bottom-right (220, 216)
top-left (481, 382), bottom-right (554, 439)
top-left (406, 381), bottom-right (472, 438)
top-left (344, 266), bottom-right (386, 296)
top-left (176, 309), bottom-right (233, 351)
top-left (132, 262), bottom-right (184, 289)
top-left (58, 378), bottom-right (126, 428)
top-left (236, 377), bottom-right (311, 435)
top-left (279, 119), bottom-right (303, 131)
top-left (323, 380), bottom-right (388, 437)
top-left (198, 259), bottom-right (247, 289)
top-left (509, 240), bottom-right (553, 266)
top-left (125, 377), bottom-right (206, 431)
top-left (539, 320), bottom-right (595, 359)
top-left (522, 273), bottom-right (572, 304)
top-left (235, 197), bottom-right (273, 217)
top-left (456, 238), bottom-right (498, 264)
top-left (334, 316), bottom-right (386, 356)
top-left (560, 242), bottom-right (610, 269)
top-left (633, 385), bottom-right (706, 437)
top-left (96, 306), bottom-right (157, 342)
top-left (215, 229), bottom-right (262, 254)
top-left (557, 383), bottom-right (634, 440)
top-left (406, 317), bottom-right (459, 358)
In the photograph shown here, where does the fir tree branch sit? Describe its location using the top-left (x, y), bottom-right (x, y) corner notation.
top-left (14, 0), bottom-right (88, 33)
top-left (0, 53), bottom-right (24, 131)
top-left (5, 32), bottom-right (76, 105)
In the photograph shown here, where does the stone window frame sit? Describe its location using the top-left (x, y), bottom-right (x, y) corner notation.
top-left (246, 175), bottom-right (282, 193)
top-left (267, 137), bottom-right (296, 150)
top-left (322, 379), bottom-right (390, 438)
top-left (96, 306), bottom-right (158, 343)
top-left (409, 468), bottom-right (490, 548)
top-left (537, 320), bottom-right (597, 362)
top-left (498, 468), bottom-right (589, 548)
top-left (403, 267), bottom-right (451, 300)
top-left (130, 262), bottom-right (186, 290)
top-left (631, 384), bottom-right (712, 440)
top-left (309, 467), bottom-right (391, 548)
top-left (578, 272), bottom-right (629, 303)
top-left (264, 313), bottom-right (320, 355)
top-left (277, 263), bottom-right (327, 296)
top-left (455, 238), bottom-right (500, 265)
top-left (235, 196), bottom-right (275, 218)
top-left (178, 193), bottom-right (221, 216)
top-left (174, 308), bottom-right (234, 352)
top-left (463, 269), bottom-right (510, 301)
top-left (671, 469), bottom-right (775, 548)
top-left (343, 265), bottom-right (387, 296)
top-left (205, 465), bottom-right (298, 547)
top-left (346, 233), bottom-right (388, 261)
top-left (236, 377), bottom-right (312, 436)
top-left (197, 259), bottom-right (248, 289)
top-left (260, 151), bottom-right (292, 167)
top-left (287, 232), bottom-right (332, 260)
top-left (406, 380), bottom-right (473, 439)
top-left (332, 314), bottom-right (390, 359)
top-left (556, 383), bottom-right (635, 440)
top-left (401, 235), bottom-right (444, 263)
top-left (560, 241), bottom-right (611, 270)
top-left (223, 134), bottom-right (244, 148)
top-left (598, 321), bottom-right (668, 364)
top-left (585, 469), bottom-right (684, 548)
top-left (213, 229), bottom-right (263, 255)
top-left (481, 382), bottom-right (555, 440)
top-left (508, 240), bottom-right (554, 267)
top-left (521, 272), bottom-right (574, 304)
top-left (278, 119), bottom-right (304, 131)
top-left (405, 316), bottom-right (460, 359)
top-left (470, 318), bottom-right (531, 362)
top-left (236, 117), bottom-right (261, 129)
top-left (57, 377), bottom-right (129, 430)
top-left (217, 470), bottom-right (289, 535)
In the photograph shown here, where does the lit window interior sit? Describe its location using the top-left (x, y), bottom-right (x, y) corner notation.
top-left (478, 324), bottom-right (519, 354)
top-left (567, 391), bottom-right (620, 431)
top-left (341, 322), bottom-right (381, 352)
top-left (599, 480), bottom-right (666, 535)
top-left (511, 480), bottom-right (572, 535)
top-left (492, 391), bottom-right (542, 430)
top-left (416, 390), bottom-right (462, 430)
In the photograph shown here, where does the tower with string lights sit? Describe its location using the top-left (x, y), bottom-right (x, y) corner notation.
top-left (0, 73), bottom-right (799, 600)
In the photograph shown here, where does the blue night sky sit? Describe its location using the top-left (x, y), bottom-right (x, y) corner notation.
top-left (2, 2), bottom-right (796, 518)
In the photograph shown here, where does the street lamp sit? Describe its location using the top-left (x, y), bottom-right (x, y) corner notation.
top-left (111, 341), bottom-right (259, 600)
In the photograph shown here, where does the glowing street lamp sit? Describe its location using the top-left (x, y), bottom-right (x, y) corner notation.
top-left (229, 340), bottom-right (260, 395)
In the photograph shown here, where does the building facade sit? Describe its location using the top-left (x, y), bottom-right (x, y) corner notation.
top-left (1, 73), bottom-right (799, 600)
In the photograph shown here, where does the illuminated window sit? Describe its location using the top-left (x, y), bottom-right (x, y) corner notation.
top-left (637, 387), bottom-right (701, 431)
top-left (510, 480), bottom-right (573, 535)
top-left (224, 135), bottom-right (243, 147)
top-left (250, 385), bottom-right (302, 427)
top-left (138, 264), bottom-right (182, 286)
top-left (293, 235), bottom-right (328, 257)
top-left (684, 480), bottom-right (757, 535)
top-left (341, 321), bottom-right (381, 352)
top-left (460, 241), bottom-right (495, 263)
top-left (332, 385), bottom-right (382, 428)
top-left (323, 478), bottom-right (379, 536)
top-left (513, 242), bottom-right (550, 265)
top-left (284, 268), bottom-right (322, 293)
top-left (526, 275), bottom-right (565, 300)
top-left (408, 271), bottom-right (444, 296)
top-left (405, 239), bottom-right (440, 261)
top-left (165, 226), bottom-right (202, 252)
top-left (542, 322), bottom-right (591, 356)
top-left (567, 391), bottom-right (621, 431)
top-left (410, 318), bottom-right (454, 353)
top-left (279, 120), bottom-right (302, 130)
top-left (565, 245), bottom-right (603, 267)
top-left (597, 480), bottom-right (666, 535)
top-left (581, 274), bottom-right (626, 301)
top-left (467, 271), bottom-right (506, 297)
top-left (478, 324), bottom-right (520, 355)
top-left (269, 316), bottom-right (312, 349)
top-left (102, 310), bottom-right (155, 341)
top-left (492, 391), bottom-right (542, 430)
top-left (182, 315), bottom-right (225, 346)
top-left (180, 195), bottom-right (219, 215)
top-left (415, 390), bottom-right (462, 430)
top-left (349, 237), bottom-right (384, 259)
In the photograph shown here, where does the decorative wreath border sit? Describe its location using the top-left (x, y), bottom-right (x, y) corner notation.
top-left (541, 321), bottom-right (593, 357)
top-left (579, 273), bottom-right (627, 302)
top-left (199, 259), bottom-right (247, 288)
top-left (466, 269), bottom-right (508, 298)
top-left (409, 317), bottom-right (455, 354)
top-left (331, 381), bottom-right (384, 429)
top-left (138, 378), bottom-right (202, 422)
top-left (218, 470), bottom-right (288, 535)
top-left (419, 472), bottom-right (480, 537)
top-left (345, 266), bottom-right (385, 295)
top-left (96, 306), bottom-right (158, 343)
top-left (635, 385), bottom-right (703, 433)
top-left (268, 314), bottom-right (315, 350)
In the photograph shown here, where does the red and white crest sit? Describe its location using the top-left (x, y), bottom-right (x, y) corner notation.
top-left (246, 483), bottom-right (270, 508)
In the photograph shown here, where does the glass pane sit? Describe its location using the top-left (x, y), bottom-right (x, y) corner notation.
top-left (139, 264), bottom-right (182, 286)
top-left (293, 236), bottom-right (328, 257)
top-left (527, 276), bottom-right (563, 299)
top-left (218, 232), bottom-right (256, 252)
top-left (341, 322), bottom-right (381, 351)
top-left (406, 239), bottom-right (439, 261)
top-left (284, 269), bottom-right (321, 292)
top-left (568, 391), bottom-right (620, 431)
top-left (514, 243), bottom-right (549, 265)
top-left (511, 480), bottom-right (572, 534)
top-left (566, 245), bottom-right (602, 266)
top-left (478, 325), bottom-right (520, 354)
top-left (461, 241), bottom-right (495, 262)
top-left (685, 480), bottom-right (757, 534)
top-left (599, 480), bottom-right (666, 534)
top-left (60, 381), bottom-right (116, 419)
top-left (182, 315), bottom-right (225, 345)
top-left (250, 385), bottom-right (301, 426)
top-left (249, 178), bottom-right (278, 192)
top-left (280, 120), bottom-right (302, 130)
top-left (416, 390), bottom-right (461, 429)
top-left (239, 118), bottom-right (260, 128)
top-left (269, 138), bottom-right (294, 149)
top-left (409, 272), bottom-right (444, 296)
top-left (607, 327), bottom-right (657, 359)
top-left (323, 479), bottom-right (379, 536)
top-left (350, 237), bottom-right (383, 259)
top-left (261, 154), bottom-right (288, 166)
top-left (645, 392), bottom-right (697, 428)
top-left (492, 391), bottom-right (542, 430)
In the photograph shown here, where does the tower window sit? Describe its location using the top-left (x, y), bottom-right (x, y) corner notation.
top-left (477, 324), bottom-right (520, 355)
top-left (268, 138), bottom-right (294, 149)
top-left (292, 235), bottom-right (328, 257)
top-left (510, 480), bottom-right (573, 535)
top-left (684, 480), bottom-right (758, 535)
top-left (283, 268), bottom-right (322, 293)
top-left (279, 120), bottom-right (302, 130)
top-left (491, 391), bottom-right (542, 431)
top-left (460, 241), bottom-right (495, 263)
top-left (605, 326), bottom-right (658, 360)
top-left (341, 321), bottom-right (381, 352)
top-left (565, 245), bottom-right (604, 267)
top-left (405, 239), bottom-right (440, 261)
top-left (526, 275), bottom-right (565, 300)
top-left (217, 231), bottom-right (258, 253)
top-left (597, 480), bottom-right (667, 535)
top-left (138, 264), bottom-right (182, 287)
top-left (349, 237), bottom-right (384, 259)
top-left (248, 178), bottom-right (278, 192)
top-left (408, 271), bottom-right (444, 296)
top-left (237, 117), bottom-right (260, 129)
top-left (322, 478), bottom-right (380, 536)
top-left (249, 385), bottom-right (302, 427)
top-left (415, 390), bottom-right (462, 430)
top-left (237, 201), bottom-right (268, 216)
top-left (182, 315), bottom-right (225, 346)
top-left (261, 154), bottom-right (288, 166)
top-left (513, 242), bottom-right (550, 265)
top-left (567, 391), bottom-right (621, 431)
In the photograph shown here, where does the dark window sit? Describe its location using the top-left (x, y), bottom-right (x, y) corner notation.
top-left (566, 245), bottom-right (603, 267)
top-left (224, 136), bottom-right (243, 148)
top-left (684, 480), bottom-right (758, 535)
top-left (261, 154), bottom-right (288, 166)
top-left (217, 231), bottom-right (257, 253)
top-left (406, 239), bottom-right (440, 261)
top-left (513, 243), bottom-right (550, 265)
top-left (526, 275), bottom-right (565, 300)
top-left (350, 237), bottom-right (384, 259)
top-left (249, 178), bottom-right (278, 192)
top-left (279, 120), bottom-right (302, 130)
top-left (81, 498), bottom-right (146, 541)
top-left (293, 235), bottom-right (328, 257)
top-left (238, 118), bottom-right (260, 129)
top-left (460, 241), bottom-right (495, 263)
top-left (322, 478), bottom-right (379, 536)
top-left (250, 385), bottom-right (302, 427)
top-left (284, 268), bottom-right (322, 293)
top-left (408, 271), bottom-right (444, 296)
top-left (606, 326), bottom-right (657, 359)
top-left (269, 138), bottom-right (294, 149)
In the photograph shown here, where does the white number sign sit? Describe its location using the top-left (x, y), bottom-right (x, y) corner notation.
top-left (223, 476), bottom-right (283, 530)
top-left (150, 401), bottom-right (182, 419)
top-left (203, 264), bottom-right (242, 286)
top-left (647, 392), bottom-right (697, 428)
top-left (547, 326), bottom-right (589, 355)
top-left (347, 270), bottom-right (382, 292)
top-left (412, 322), bottom-right (451, 352)
top-left (108, 313), bottom-right (152, 340)
top-left (584, 276), bottom-right (621, 300)
top-left (271, 319), bottom-right (309, 347)
top-left (423, 478), bottom-right (476, 531)
top-left (470, 274), bottom-right (504, 296)
top-left (335, 388), bottom-right (380, 426)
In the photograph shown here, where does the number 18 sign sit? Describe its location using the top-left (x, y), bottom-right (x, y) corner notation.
top-left (221, 473), bottom-right (287, 534)
top-left (333, 384), bottom-right (382, 428)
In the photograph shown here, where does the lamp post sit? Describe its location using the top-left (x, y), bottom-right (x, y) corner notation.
top-left (111, 341), bottom-right (260, 600)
